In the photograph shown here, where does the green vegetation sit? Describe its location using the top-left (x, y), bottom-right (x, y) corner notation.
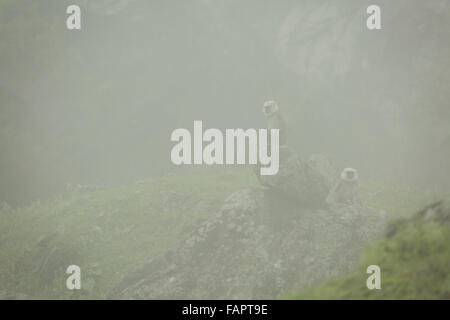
top-left (0, 170), bottom-right (448, 299)
top-left (288, 187), bottom-right (450, 300)
top-left (0, 171), bottom-right (256, 299)
top-left (287, 218), bottom-right (449, 299)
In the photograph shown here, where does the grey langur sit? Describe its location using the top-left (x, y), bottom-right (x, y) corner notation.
top-left (334, 168), bottom-right (362, 205)
top-left (262, 100), bottom-right (287, 146)
top-left (254, 100), bottom-right (288, 186)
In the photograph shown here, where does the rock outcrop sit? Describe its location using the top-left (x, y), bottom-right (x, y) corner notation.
top-left (109, 185), bottom-right (386, 299)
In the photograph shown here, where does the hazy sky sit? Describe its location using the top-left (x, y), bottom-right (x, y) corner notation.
top-left (1, 0), bottom-right (449, 204)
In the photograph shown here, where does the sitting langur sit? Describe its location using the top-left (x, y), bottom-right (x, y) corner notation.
top-left (255, 100), bottom-right (288, 185)
top-left (262, 100), bottom-right (287, 146)
top-left (334, 168), bottom-right (362, 205)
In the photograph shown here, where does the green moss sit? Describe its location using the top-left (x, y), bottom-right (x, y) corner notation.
top-left (287, 210), bottom-right (450, 300)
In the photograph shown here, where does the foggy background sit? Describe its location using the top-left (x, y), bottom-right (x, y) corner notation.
top-left (1, 0), bottom-right (450, 206)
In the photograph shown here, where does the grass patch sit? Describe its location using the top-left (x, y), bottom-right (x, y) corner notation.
top-left (0, 170), bottom-right (447, 299)
top-left (286, 184), bottom-right (450, 300)
top-left (0, 171), bottom-right (256, 299)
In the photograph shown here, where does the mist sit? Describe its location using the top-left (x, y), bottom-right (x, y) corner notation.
top-left (1, 0), bottom-right (450, 302)
top-left (1, 0), bottom-right (449, 206)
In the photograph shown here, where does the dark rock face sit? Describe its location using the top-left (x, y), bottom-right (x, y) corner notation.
top-left (257, 149), bottom-right (334, 209)
top-left (109, 187), bottom-right (386, 299)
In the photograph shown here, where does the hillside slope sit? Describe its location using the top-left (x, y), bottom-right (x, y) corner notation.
top-left (288, 202), bottom-right (450, 299)
top-left (0, 172), bottom-right (254, 299)
top-left (0, 170), bottom-right (446, 299)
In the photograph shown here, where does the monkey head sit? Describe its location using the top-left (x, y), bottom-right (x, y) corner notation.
top-left (262, 100), bottom-right (279, 117)
top-left (340, 168), bottom-right (359, 182)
